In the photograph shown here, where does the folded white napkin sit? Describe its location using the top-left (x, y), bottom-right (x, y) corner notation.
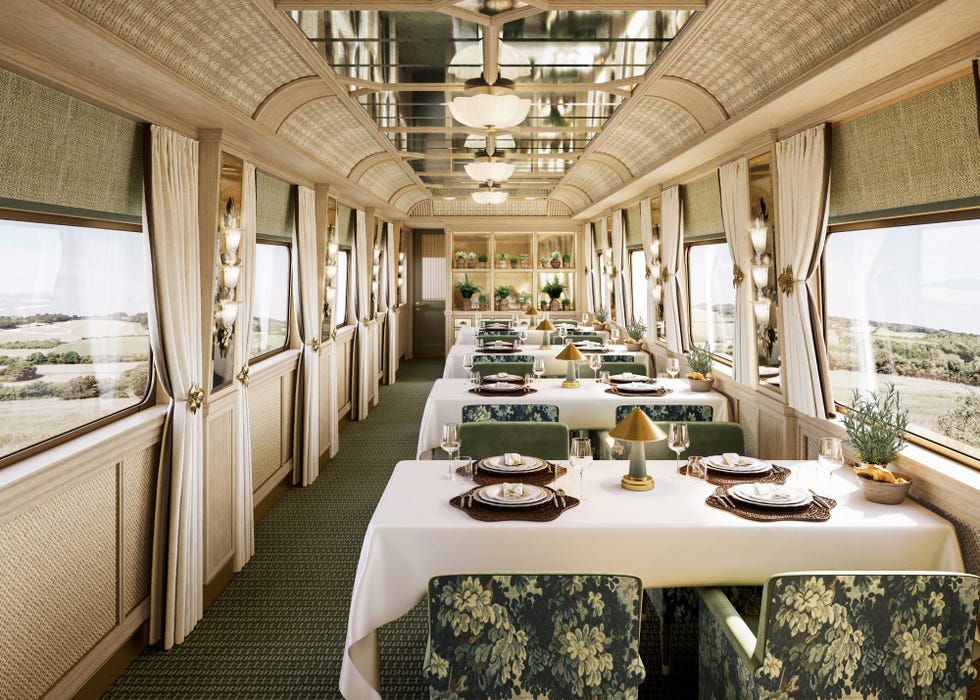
top-left (501, 482), bottom-right (524, 498)
top-left (722, 452), bottom-right (747, 466)
top-left (504, 452), bottom-right (522, 466)
top-left (752, 484), bottom-right (792, 500)
top-left (614, 372), bottom-right (647, 380)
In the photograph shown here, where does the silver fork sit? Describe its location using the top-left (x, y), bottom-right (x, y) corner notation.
top-left (556, 488), bottom-right (567, 508)
top-left (808, 489), bottom-right (830, 509)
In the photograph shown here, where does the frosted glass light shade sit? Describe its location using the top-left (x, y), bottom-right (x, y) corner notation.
top-left (751, 264), bottom-right (769, 290)
top-left (753, 299), bottom-right (771, 327)
top-left (465, 133), bottom-right (516, 150)
top-left (472, 189), bottom-right (509, 204)
top-left (450, 92), bottom-right (531, 129)
top-left (217, 301), bottom-right (239, 327)
top-left (749, 225), bottom-right (768, 256)
top-left (465, 159), bottom-right (515, 182)
top-left (221, 264), bottom-right (240, 291)
top-left (223, 227), bottom-right (243, 257)
top-left (448, 41), bottom-right (531, 81)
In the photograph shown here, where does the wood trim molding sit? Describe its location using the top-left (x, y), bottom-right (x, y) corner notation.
top-left (348, 152), bottom-right (393, 183)
top-left (252, 75), bottom-right (336, 131)
top-left (646, 76), bottom-right (728, 132)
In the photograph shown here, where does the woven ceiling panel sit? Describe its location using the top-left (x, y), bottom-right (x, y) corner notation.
top-left (357, 161), bottom-right (419, 202)
top-left (550, 187), bottom-right (590, 212)
top-left (278, 98), bottom-right (382, 177)
top-left (669, 0), bottom-right (918, 116)
top-left (562, 160), bottom-right (624, 203)
top-left (432, 199), bottom-right (554, 217)
top-left (393, 188), bottom-right (429, 211)
top-left (64, 0), bottom-right (312, 115)
top-left (410, 199), bottom-right (434, 217)
top-left (595, 97), bottom-right (704, 175)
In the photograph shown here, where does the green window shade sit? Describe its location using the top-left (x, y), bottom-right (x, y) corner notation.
top-left (682, 172), bottom-right (724, 241)
top-left (830, 75), bottom-right (980, 223)
top-left (255, 171), bottom-right (296, 241)
top-left (0, 67), bottom-right (143, 223)
top-left (336, 203), bottom-right (354, 247)
top-left (624, 204), bottom-right (643, 247)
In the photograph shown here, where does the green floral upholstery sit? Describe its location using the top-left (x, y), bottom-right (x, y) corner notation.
top-left (423, 573), bottom-right (645, 699)
top-left (579, 361), bottom-right (648, 378)
top-left (459, 421), bottom-right (570, 460)
top-left (698, 572), bottom-right (980, 699)
top-left (462, 404), bottom-right (559, 423)
top-left (478, 329), bottom-right (517, 336)
top-left (473, 354), bottom-right (534, 363)
top-left (474, 362), bottom-right (533, 380)
top-left (601, 354), bottom-right (641, 362)
top-left (614, 404), bottom-right (715, 424)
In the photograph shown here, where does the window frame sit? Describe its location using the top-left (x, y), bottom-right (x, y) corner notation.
top-left (822, 207), bottom-right (980, 470)
top-left (684, 237), bottom-right (734, 368)
top-left (248, 237), bottom-right (293, 364)
top-left (0, 208), bottom-right (155, 470)
top-left (334, 247), bottom-right (351, 328)
top-left (626, 246), bottom-right (647, 327)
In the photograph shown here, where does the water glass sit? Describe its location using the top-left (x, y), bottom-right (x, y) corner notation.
top-left (581, 312), bottom-right (589, 325)
top-left (817, 437), bottom-right (844, 491)
top-left (599, 370), bottom-right (610, 385)
top-left (570, 437), bottom-right (593, 500)
top-left (457, 455), bottom-right (475, 483)
top-left (533, 358), bottom-right (545, 382)
top-left (687, 456), bottom-right (706, 481)
top-left (666, 358), bottom-right (680, 379)
top-left (468, 370), bottom-right (482, 388)
top-left (589, 354), bottom-right (602, 379)
top-left (668, 423), bottom-right (690, 479)
top-left (610, 328), bottom-right (620, 344)
top-left (462, 353), bottom-right (474, 372)
top-left (441, 423), bottom-right (460, 480)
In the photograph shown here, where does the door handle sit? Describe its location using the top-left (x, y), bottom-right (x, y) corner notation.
top-left (414, 301), bottom-right (425, 311)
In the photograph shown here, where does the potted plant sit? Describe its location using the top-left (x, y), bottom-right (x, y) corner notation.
top-left (509, 256), bottom-right (518, 268)
top-left (539, 298), bottom-right (548, 310)
top-left (477, 294), bottom-right (488, 310)
top-left (550, 250), bottom-right (562, 268)
top-left (685, 342), bottom-right (713, 391)
top-left (842, 385), bottom-right (911, 503)
top-left (454, 250), bottom-right (466, 268)
top-left (539, 256), bottom-right (549, 268)
top-left (477, 253), bottom-right (488, 268)
top-left (541, 276), bottom-right (566, 311)
top-left (454, 274), bottom-right (480, 311)
top-left (562, 253), bottom-right (572, 268)
top-left (494, 284), bottom-right (513, 311)
top-left (496, 251), bottom-right (509, 269)
top-left (593, 307), bottom-right (608, 330)
top-left (517, 290), bottom-right (532, 309)
top-left (467, 251), bottom-right (476, 268)
top-left (561, 297), bottom-right (571, 311)
top-left (625, 318), bottom-right (646, 352)
top-left (519, 253), bottom-right (529, 269)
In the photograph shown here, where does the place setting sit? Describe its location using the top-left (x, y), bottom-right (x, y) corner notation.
top-left (476, 341), bottom-right (520, 353)
top-left (604, 377), bottom-right (670, 396)
top-left (469, 372), bottom-right (536, 395)
top-left (455, 452), bottom-right (567, 485)
top-left (450, 480), bottom-right (579, 522)
top-left (680, 453), bottom-right (791, 486)
top-left (705, 479), bottom-right (836, 522)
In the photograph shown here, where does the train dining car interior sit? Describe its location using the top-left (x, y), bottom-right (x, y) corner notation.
top-left (1, 1), bottom-right (979, 698)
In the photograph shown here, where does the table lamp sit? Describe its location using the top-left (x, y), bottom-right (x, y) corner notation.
top-left (555, 342), bottom-right (584, 388)
top-left (535, 318), bottom-right (555, 349)
top-left (609, 408), bottom-right (667, 491)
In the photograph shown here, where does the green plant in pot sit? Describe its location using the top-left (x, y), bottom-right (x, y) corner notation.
top-left (517, 290), bottom-right (532, 309)
top-left (841, 384), bottom-right (908, 467)
top-left (624, 318), bottom-right (646, 350)
top-left (593, 307), bottom-right (608, 329)
top-left (550, 250), bottom-right (562, 268)
top-left (494, 284), bottom-right (514, 310)
top-left (562, 253), bottom-right (572, 268)
top-left (477, 252), bottom-right (488, 268)
top-left (454, 274), bottom-right (480, 311)
top-left (541, 276), bottom-right (566, 310)
top-left (685, 342), bottom-right (714, 391)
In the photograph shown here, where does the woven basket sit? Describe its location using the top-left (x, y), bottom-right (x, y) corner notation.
top-left (859, 472), bottom-right (911, 504)
top-left (688, 377), bottom-right (714, 392)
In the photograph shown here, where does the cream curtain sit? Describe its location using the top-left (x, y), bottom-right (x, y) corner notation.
top-left (598, 216), bottom-right (612, 316)
top-left (639, 198), bottom-right (657, 348)
top-left (611, 209), bottom-right (631, 324)
top-left (144, 125), bottom-right (203, 649)
top-left (719, 158), bottom-right (758, 385)
top-left (661, 186), bottom-right (687, 354)
top-left (383, 222), bottom-right (398, 384)
top-left (775, 124), bottom-right (834, 418)
top-left (583, 222), bottom-right (597, 313)
top-left (232, 162), bottom-right (256, 570)
top-left (292, 186), bottom-right (321, 486)
top-left (353, 209), bottom-right (374, 419)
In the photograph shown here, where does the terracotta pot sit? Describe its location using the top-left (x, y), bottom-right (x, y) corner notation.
top-left (477, 262), bottom-right (486, 268)
top-left (462, 298), bottom-right (472, 310)
top-left (549, 298), bottom-right (562, 311)
top-left (550, 258), bottom-right (561, 268)
top-left (467, 261), bottom-right (476, 268)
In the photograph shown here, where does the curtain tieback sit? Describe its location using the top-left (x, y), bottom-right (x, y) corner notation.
top-left (732, 264), bottom-right (745, 288)
top-left (362, 316), bottom-right (370, 325)
top-left (185, 384), bottom-right (205, 414)
top-left (236, 364), bottom-right (250, 387)
top-left (659, 268), bottom-right (673, 285)
top-left (777, 266), bottom-right (805, 295)
top-left (330, 328), bottom-right (338, 341)
top-left (310, 337), bottom-right (321, 352)
top-left (610, 266), bottom-right (619, 278)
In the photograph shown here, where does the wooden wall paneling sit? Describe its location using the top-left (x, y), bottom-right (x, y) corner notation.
top-left (121, 444), bottom-right (160, 617)
top-left (281, 369), bottom-right (295, 466)
top-left (248, 374), bottom-right (284, 493)
top-left (204, 395), bottom-right (236, 582)
top-left (318, 345), bottom-right (334, 459)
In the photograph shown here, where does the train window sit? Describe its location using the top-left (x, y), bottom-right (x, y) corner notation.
top-left (824, 216), bottom-right (980, 464)
top-left (687, 241), bottom-right (734, 359)
top-left (629, 249), bottom-right (647, 325)
top-left (0, 216), bottom-right (151, 464)
top-left (249, 242), bottom-right (290, 359)
top-left (335, 249), bottom-right (349, 326)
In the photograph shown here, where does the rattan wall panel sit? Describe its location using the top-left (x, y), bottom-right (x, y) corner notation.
top-left (669, 0), bottom-right (918, 116)
top-left (596, 97), bottom-right (703, 175)
top-left (682, 172), bottom-right (724, 239)
top-left (830, 75), bottom-right (980, 220)
top-left (279, 99), bottom-right (382, 178)
top-left (249, 379), bottom-right (283, 491)
top-left (123, 445), bottom-right (159, 615)
top-left (740, 402), bottom-right (759, 457)
top-left (431, 199), bottom-right (552, 217)
top-left (64, 0), bottom-right (312, 115)
top-left (0, 467), bottom-right (116, 700)
top-left (563, 160), bottom-right (623, 202)
top-left (206, 407), bottom-right (235, 576)
top-left (281, 372), bottom-right (295, 463)
top-left (356, 161), bottom-right (414, 203)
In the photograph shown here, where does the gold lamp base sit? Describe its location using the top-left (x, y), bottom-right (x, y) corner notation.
top-left (561, 379), bottom-right (580, 388)
top-left (539, 344), bottom-right (551, 350)
top-left (621, 474), bottom-right (655, 491)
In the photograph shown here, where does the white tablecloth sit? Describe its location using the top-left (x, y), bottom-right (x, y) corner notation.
top-left (442, 343), bottom-right (652, 379)
top-left (455, 325), bottom-right (608, 346)
top-left (417, 377), bottom-right (729, 456)
top-left (340, 461), bottom-right (964, 698)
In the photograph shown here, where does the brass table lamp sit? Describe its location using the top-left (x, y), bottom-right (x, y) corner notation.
top-left (535, 318), bottom-right (555, 349)
top-left (555, 342), bottom-right (584, 388)
top-left (609, 408), bottom-right (667, 491)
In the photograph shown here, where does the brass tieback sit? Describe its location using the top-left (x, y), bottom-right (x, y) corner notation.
top-left (659, 267), bottom-right (672, 285)
top-left (330, 328), bottom-right (337, 341)
top-left (777, 266), bottom-right (803, 295)
top-left (732, 264), bottom-right (745, 288)
top-left (236, 364), bottom-right (250, 387)
top-left (610, 266), bottom-right (619, 278)
top-left (645, 265), bottom-right (652, 279)
top-left (310, 337), bottom-right (321, 352)
top-left (362, 316), bottom-right (370, 324)
top-left (186, 384), bottom-right (205, 414)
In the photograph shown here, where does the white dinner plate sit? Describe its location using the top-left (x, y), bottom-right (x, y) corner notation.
top-left (728, 483), bottom-right (811, 508)
top-left (479, 382), bottom-right (524, 392)
top-left (473, 483), bottom-right (551, 507)
top-left (478, 455), bottom-right (548, 474)
top-left (610, 372), bottom-right (650, 382)
top-left (483, 372), bottom-right (522, 382)
top-left (616, 382), bottom-right (658, 393)
top-left (705, 455), bottom-right (772, 474)
top-left (484, 342), bottom-right (514, 349)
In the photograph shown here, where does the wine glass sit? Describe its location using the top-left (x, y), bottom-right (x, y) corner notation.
top-left (570, 437), bottom-right (593, 499)
top-left (668, 423), bottom-right (690, 479)
top-left (666, 358), bottom-right (680, 379)
top-left (818, 437), bottom-right (844, 491)
top-left (533, 358), bottom-right (545, 383)
top-left (589, 354), bottom-right (602, 381)
top-left (462, 353), bottom-right (474, 375)
top-left (610, 327), bottom-right (620, 345)
top-left (557, 326), bottom-right (567, 342)
top-left (441, 423), bottom-right (460, 480)
top-left (581, 312), bottom-right (589, 325)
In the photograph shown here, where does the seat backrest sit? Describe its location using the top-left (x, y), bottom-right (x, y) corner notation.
top-left (755, 572), bottom-right (980, 697)
top-left (579, 361), bottom-right (647, 378)
top-left (602, 354), bottom-right (641, 363)
top-left (614, 403), bottom-right (715, 424)
top-left (424, 573), bottom-right (645, 698)
top-left (473, 362), bottom-right (533, 379)
top-left (459, 421), bottom-right (570, 460)
top-left (462, 404), bottom-right (559, 423)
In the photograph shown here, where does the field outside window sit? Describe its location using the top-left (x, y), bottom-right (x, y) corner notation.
top-left (249, 242), bottom-right (290, 359)
top-left (824, 218), bottom-right (980, 463)
top-left (628, 249), bottom-right (647, 325)
top-left (335, 249), bottom-right (349, 326)
top-left (688, 241), bottom-right (734, 359)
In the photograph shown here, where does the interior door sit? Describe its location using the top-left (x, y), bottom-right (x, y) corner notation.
top-left (412, 230), bottom-right (446, 357)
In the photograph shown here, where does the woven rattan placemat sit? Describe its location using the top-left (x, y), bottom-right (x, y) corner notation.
top-left (706, 486), bottom-right (836, 522)
top-left (604, 387), bottom-right (672, 397)
top-left (681, 463), bottom-right (791, 487)
top-left (469, 387), bottom-right (536, 396)
top-left (456, 463), bottom-right (567, 485)
top-left (450, 486), bottom-right (579, 522)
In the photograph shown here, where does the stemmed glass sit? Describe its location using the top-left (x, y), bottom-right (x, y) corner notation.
top-left (462, 353), bottom-right (474, 376)
top-left (666, 358), bottom-right (680, 379)
top-left (581, 312), bottom-right (589, 325)
top-left (610, 327), bottom-right (620, 345)
top-left (668, 423), bottom-right (690, 479)
top-left (533, 358), bottom-right (545, 384)
top-left (557, 326), bottom-right (567, 343)
top-left (818, 437), bottom-right (844, 491)
top-left (441, 423), bottom-right (460, 480)
top-left (570, 437), bottom-right (593, 500)
top-left (589, 354), bottom-right (602, 381)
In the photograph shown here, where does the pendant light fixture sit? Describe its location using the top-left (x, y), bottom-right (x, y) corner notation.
top-left (471, 181), bottom-right (508, 204)
top-left (465, 149), bottom-right (515, 183)
top-left (449, 75), bottom-right (531, 130)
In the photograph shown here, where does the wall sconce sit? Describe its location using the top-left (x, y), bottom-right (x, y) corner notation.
top-left (751, 262), bottom-right (769, 290)
top-left (215, 198), bottom-right (243, 358)
top-left (748, 215), bottom-right (768, 259)
top-left (753, 298), bottom-right (771, 329)
top-left (214, 300), bottom-right (239, 356)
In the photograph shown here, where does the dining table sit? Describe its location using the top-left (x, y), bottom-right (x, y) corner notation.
top-left (339, 460), bottom-right (964, 699)
top-left (442, 342), bottom-right (653, 379)
top-left (416, 377), bottom-right (729, 457)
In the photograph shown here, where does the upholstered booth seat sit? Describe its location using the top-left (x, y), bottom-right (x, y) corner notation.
top-left (472, 354), bottom-right (534, 363)
top-left (473, 362), bottom-right (533, 380)
top-left (461, 404), bottom-right (559, 423)
top-left (565, 333), bottom-right (604, 343)
top-left (698, 572), bottom-right (980, 698)
top-left (459, 421), bottom-right (569, 460)
top-left (424, 573), bottom-right (646, 698)
top-left (579, 361), bottom-right (648, 378)
top-left (475, 333), bottom-right (520, 343)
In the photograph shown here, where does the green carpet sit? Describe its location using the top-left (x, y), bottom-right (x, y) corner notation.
top-left (104, 359), bottom-right (700, 698)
